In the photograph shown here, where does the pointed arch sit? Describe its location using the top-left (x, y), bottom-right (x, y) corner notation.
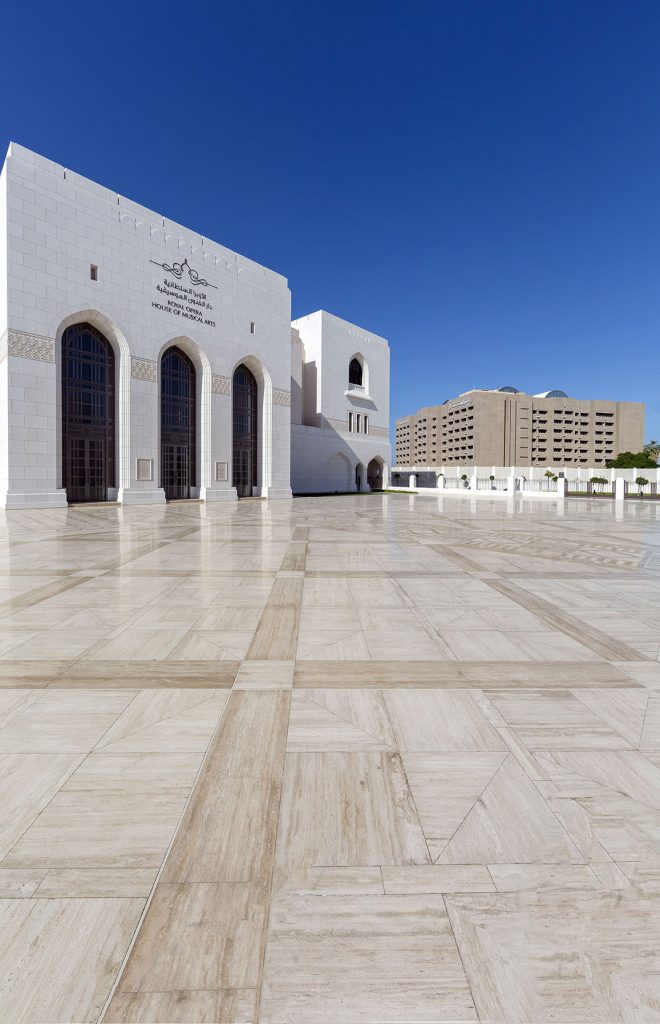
top-left (156, 336), bottom-right (212, 498)
top-left (231, 355), bottom-right (273, 496)
top-left (54, 308), bottom-right (131, 497)
top-left (160, 345), bottom-right (196, 499)
top-left (348, 352), bottom-right (369, 393)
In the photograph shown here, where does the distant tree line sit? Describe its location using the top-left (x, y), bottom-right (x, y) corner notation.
top-left (606, 441), bottom-right (659, 469)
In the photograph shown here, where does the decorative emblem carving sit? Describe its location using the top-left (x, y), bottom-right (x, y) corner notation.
top-left (149, 258), bottom-right (217, 289)
top-left (212, 375), bottom-right (231, 395)
top-left (273, 389), bottom-right (290, 407)
top-left (131, 357), bottom-right (158, 382)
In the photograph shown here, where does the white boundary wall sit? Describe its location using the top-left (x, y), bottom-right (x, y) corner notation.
top-left (391, 464), bottom-right (660, 500)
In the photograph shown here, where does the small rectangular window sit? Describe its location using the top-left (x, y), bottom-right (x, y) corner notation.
top-left (356, 414), bottom-right (361, 433)
top-left (348, 412), bottom-right (353, 432)
top-left (363, 415), bottom-right (369, 434)
top-left (90, 264), bottom-right (98, 281)
top-left (250, 321), bottom-right (255, 334)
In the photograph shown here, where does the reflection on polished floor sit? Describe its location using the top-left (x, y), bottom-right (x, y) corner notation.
top-left (1, 492), bottom-right (660, 1022)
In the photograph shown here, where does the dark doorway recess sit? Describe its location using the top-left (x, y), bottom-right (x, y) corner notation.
top-left (161, 346), bottom-right (196, 500)
top-left (233, 363), bottom-right (258, 497)
top-left (61, 323), bottom-right (115, 503)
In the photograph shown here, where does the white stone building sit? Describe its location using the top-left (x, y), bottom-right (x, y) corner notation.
top-left (291, 311), bottom-right (391, 494)
top-left (0, 143), bottom-right (391, 508)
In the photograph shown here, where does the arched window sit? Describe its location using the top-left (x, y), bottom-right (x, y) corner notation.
top-left (161, 346), bottom-right (196, 499)
top-left (349, 358), bottom-right (363, 387)
top-left (233, 363), bottom-right (258, 497)
top-left (61, 323), bottom-right (115, 502)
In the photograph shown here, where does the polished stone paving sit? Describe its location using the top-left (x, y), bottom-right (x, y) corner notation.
top-left (1, 493), bottom-right (660, 1021)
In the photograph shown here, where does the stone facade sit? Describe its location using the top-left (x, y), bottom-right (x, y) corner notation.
top-left (290, 311), bottom-right (391, 493)
top-left (395, 388), bottom-right (645, 469)
top-left (0, 143), bottom-right (392, 507)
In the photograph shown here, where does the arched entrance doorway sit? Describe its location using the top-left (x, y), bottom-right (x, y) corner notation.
top-left (367, 458), bottom-right (384, 491)
top-left (61, 323), bottom-right (115, 503)
top-left (233, 364), bottom-right (258, 497)
top-left (161, 346), bottom-right (196, 499)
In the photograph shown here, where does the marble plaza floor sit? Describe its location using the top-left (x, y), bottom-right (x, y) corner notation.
top-left (1, 493), bottom-right (660, 1022)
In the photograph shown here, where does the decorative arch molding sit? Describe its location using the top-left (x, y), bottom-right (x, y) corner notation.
top-left (53, 308), bottom-right (132, 495)
top-left (156, 335), bottom-right (213, 497)
top-left (231, 354), bottom-right (273, 495)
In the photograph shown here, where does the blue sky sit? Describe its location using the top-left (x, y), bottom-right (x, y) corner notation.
top-left (3, 0), bottom-right (660, 440)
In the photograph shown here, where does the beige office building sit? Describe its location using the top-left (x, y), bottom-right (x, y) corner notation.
top-left (395, 387), bottom-right (645, 468)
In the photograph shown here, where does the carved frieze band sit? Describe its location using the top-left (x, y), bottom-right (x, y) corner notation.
top-left (212, 375), bottom-right (231, 396)
top-left (7, 331), bottom-right (55, 363)
top-left (131, 357), bottom-right (158, 382)
top-left (326, 417), bottom-right (349, 433)
top-left (325, 417), bottom-right (389, 438)
top-left (273, 388), bottom-right (291, 407)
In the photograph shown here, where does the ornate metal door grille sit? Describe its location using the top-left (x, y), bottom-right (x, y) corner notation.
top-left (232, 364), bottom-right (258, 497)
top-left (161, 346), bottom-right (196, 500)
top-left (61, 323), bottom-right (115, 503)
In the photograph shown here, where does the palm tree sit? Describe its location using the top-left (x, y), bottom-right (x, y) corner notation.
top-left (643, 440), bottom-right (660, 463)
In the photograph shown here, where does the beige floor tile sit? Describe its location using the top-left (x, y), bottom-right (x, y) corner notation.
top-left (276, 751), bottom-right (430, 867)
top-left (0, 689), bottom-right (134, 752)
top-left (0, 896), bottom-right (143, 1024)
top-left (1, 629), bottom-right (107, 660)
top-left (348, 577), bottom-right (408, 607)
top-left (162, 691), bottom-right (289, 883)
top-left (260, 892), bottom-right (477, 1022)
top-left (0, 752), bottom-right (83, 858)
top-left (35, 866), bottom-right (157, 897)
top-left (297, 629), bottom-right (371, 661)
top-left (486, 688), bottom-right (634, 748)
top-left (105, 988), bottom-right (258, 1023)
top-left (617, 862), bottom-right (660, 894)
top-left (537, 749), bottom-right (660, 811)
top-left (356, 606), bottom-right (423, 631)
top-left (573, 687), bottom-right (650, 746)
top-left (287, 689), bottom-right (395, 751)
top-left (83, 628), bottom-right (188, 661)
top-left (640, 692), bottom-right (660, 749)
top-left (171, 630), bottom-right (254, 660)
top-left (4, 751), bottom-right (200, 869)
top-left (234, 659), bottom-right (295, 689)
top-left (487, 862), bottom-right (603, 891)
top-left (438, 629), bottom-right (532, 661)
top-left (437, 756), bottom-right (584, 864)
top-left (95, 689), bottom-right (228, 752)
top-left (115, 882), bottom-right (268, 993)
top-left (446, 891), bottom-right (660, 1023)
top-left (0, 868), bottom-right (47, 897)
top-left (385, 689), bottom-right (506, 751)
top-left (193, 606), bottom-right (264, 630)
top-left (382, 864), bottom-right (495, 894)
top-left (299, 607), bottom-right (362, 632)
top-left (363, 629), bottom-right (450, 660)
top-left (401, 752), bottom-right (508, 842)
top-left (272, 866), bottom-right (384, 896)
top-left (301, 578), bottom-right (354, 608)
